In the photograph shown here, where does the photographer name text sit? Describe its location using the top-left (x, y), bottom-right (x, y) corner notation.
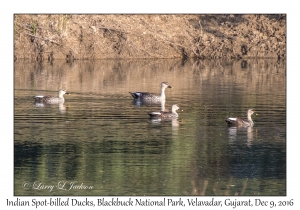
top-left (22, 181), bottom-right (93, 192)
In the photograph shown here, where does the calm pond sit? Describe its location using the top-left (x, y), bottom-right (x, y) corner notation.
top-left (14, 58), bottom-right (286, 196)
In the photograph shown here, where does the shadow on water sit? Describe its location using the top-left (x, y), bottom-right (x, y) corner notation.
top-left (14, 58), bottom-right (286, 196)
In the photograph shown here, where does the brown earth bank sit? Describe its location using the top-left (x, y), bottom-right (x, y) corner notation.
top-left (14, 14), bottom-right (286, 61)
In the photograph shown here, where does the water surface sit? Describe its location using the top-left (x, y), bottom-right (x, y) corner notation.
top-left (14, 59), bottom-right (286, 196)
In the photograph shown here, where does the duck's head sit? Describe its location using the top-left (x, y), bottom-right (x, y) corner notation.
top-left (59, 89), bottom-right (70, 96)
top-left (172, 104), bottom-right (183, 112)
top-left (248, 109), bottom-right (257, 116)
top-left (161, 82), bottom-right (172, 89)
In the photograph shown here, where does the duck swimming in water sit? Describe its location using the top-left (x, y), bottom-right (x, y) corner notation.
top-left (129, 82), bottom-right (172, 102)
top-left (148, 104), bottom-right (183, 119)
top-left (225, 109), bottom-right (257, 127)
top-left (33, 89), bottom-right (70, 104)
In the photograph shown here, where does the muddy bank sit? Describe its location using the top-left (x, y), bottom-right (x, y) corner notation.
top-left (14, 14), bottom-right (286, 61)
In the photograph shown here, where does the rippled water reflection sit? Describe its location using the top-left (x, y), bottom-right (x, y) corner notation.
top-left (14, 59), bottom-right (286, 196)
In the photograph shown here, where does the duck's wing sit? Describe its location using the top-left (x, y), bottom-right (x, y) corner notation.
top-left (225, 117), bottom-right (239, 125)
top-left (225, 117), bottom-right (249, 126)
top-left (148, 111), bottom-right (162, 118)
top-left (129, 92), bottom-right (153, 99)
top-left (129, 92), bottom-right (140, 99)
top-left (34, 95), bottom-right (52, 102)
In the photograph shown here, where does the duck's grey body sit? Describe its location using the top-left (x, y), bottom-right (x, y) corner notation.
top-left (34, 89), bottom-right (69, 104)
top-left (129, 82), bottom-right (172, 102)
top-left (225, 109), bottom-right (257, 127)
top-left (148, 104), bottom-right (183, 119)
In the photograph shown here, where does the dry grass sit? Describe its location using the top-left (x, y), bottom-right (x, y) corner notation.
top-left (14, 14), bottom-right (286, 61)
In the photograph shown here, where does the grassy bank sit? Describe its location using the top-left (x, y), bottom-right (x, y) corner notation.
top-left (14, 14), bottom-right (286, 61)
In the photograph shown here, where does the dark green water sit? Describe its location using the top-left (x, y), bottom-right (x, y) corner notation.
top-left (14, 59), bottom-right (286, 196)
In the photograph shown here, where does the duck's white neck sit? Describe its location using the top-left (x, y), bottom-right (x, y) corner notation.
top-left (58, 92), bottom-right (65, 99)
top-left (171, 107), bottom-right (178, 116)
top-left (247, 112), bottom-right (253, 123)
top-left (161, 99), bottom-right (166, 111)
top-left (160, 87), bottom-right (166, 99)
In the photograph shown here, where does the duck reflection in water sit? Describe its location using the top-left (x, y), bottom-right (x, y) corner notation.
top-left (227, 126), bottom-right (254, 147)
top-left (34, 101), bottom-right (69, 114)
top-left (149, 118), bottom-right (181, 134)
